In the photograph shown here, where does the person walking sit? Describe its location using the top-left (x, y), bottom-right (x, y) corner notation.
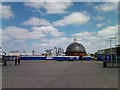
top-left (15, 56), bottom-right (17, 65)
top-left (45, 54), bottom-right (47, 61)
top-left (3, 55), bottom-right (7, 66)
top-left (79, 55), bottom-right (83, 62)
top-left (18, 56), bottom-right (21, 65)
top-left (81, 56), bottom-right (83, 63)
top-left (15, 56), bottom-right (20, 65)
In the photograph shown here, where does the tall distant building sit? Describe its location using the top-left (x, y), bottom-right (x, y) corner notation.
top-left (65, 38), bottom-right (86, 56)
top-left (58, 48), bottom-right (64, 56)
top-left (45, 49), bottom-right (54, 55)
top-left (45, 47), bottom-right (64, 56)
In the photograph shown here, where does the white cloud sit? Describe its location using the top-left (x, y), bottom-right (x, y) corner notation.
top-left (98, 25), bottom-right (118, 37)
top-left (2, 24), bottom-right (118, 53)
top-left (22, 12), bottom-right (91, 27)
top-left (22, 17), bottom-right (51, 26)
top-left (85, 2), bottom-right (94, 6)
top-left (73, 25), bottom-right (118, 41)
top-left (2, 0), bottom-right (119, 2)
top-left (3, 25), bottom-right (64, 43)
top-left (96, 16), bottom-right (104, 20)
top-left (92, 16), bottom-right (105, 22)
top-left (72, 25), bottom-right (118, 53)
top-left (3, 26), bottom-right (45, 41)
top-left (3, 25), bottom-right (65, 53)
top-left (0, 3), bottom-right (14, 19)
top-left (32, 37), bottom-right (72, 53)
top-left (24, 2), bottom-right (44, 10)
top-left (95, 2), bottom-right (118, 12)
top-left (31, 26), bottom-right (64, 37)
top-left (43, 2), bottom-right (72, 14)
top-left (43, 37), bottom-right (71, 46)
top-left (24, 1), bottom-right (72, 14)
top-left (96, 20), bottom-right (113, 28)
top-left (53, 12), bottom-right (90, 27)
top-left (103, 0), bottom-right (119, 2)
top-left (96, 23), bottom-right (105, 28)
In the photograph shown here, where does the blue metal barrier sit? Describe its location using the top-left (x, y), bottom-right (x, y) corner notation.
top-left (20, 56), bottom-right (79, 61)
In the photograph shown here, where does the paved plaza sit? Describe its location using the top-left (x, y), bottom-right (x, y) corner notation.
top-left (2, 60), bottom-right (118, 88)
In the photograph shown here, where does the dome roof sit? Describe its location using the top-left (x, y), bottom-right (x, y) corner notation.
top-left (66, 42), bottom-right (86, 53)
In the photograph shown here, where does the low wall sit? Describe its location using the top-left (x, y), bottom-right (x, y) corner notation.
top-left (4, 55), bottom-right (93, 61)
top-left (20, 56), bottom-right (80, 61)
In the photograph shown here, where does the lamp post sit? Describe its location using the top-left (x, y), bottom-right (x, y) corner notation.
top-left (110, 36), bottom-right (117, 67)
top-left (107, 38), bottom-right (112, 62)
top-left (115, 37), bottom-right (117, 62)
top-left (110, 37), bottom-right (117, 61)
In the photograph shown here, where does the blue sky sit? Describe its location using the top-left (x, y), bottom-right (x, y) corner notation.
top-left (1, 1), bottom-right (118, 54)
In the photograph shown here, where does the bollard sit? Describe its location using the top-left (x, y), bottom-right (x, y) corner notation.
top-left (103, 61), bottom-right (107, 68)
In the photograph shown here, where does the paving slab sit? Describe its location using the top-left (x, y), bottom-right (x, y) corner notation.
top-left (2, 60), bottom-right (118, 88)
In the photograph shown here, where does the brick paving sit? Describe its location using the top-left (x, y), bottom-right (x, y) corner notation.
top-left (2, 60), bottom-right (118, 88)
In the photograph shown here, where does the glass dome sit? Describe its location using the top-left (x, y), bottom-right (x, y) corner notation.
top-left (66, 42), bottom-right (86, 53)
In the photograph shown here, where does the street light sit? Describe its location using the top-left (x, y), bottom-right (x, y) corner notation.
top-left (108, 36), bottom-right (117, 67)
top-left (107, 38), bottom-right (112, 62)
top-left (110, 36), bottom-right (117, 62)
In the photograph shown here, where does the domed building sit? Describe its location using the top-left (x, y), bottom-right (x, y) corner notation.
top-left (65, 38), bottom-right (86, 56)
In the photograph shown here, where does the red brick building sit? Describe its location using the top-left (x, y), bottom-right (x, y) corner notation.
top-left (65, 38), bottom-right (86, 57)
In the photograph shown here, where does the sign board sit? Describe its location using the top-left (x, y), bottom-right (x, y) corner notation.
top-left (46, 56), bottom-right (53, 59)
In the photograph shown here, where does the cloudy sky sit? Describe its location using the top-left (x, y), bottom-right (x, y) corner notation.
top-left (1, 1), bottom-right (118, 54)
